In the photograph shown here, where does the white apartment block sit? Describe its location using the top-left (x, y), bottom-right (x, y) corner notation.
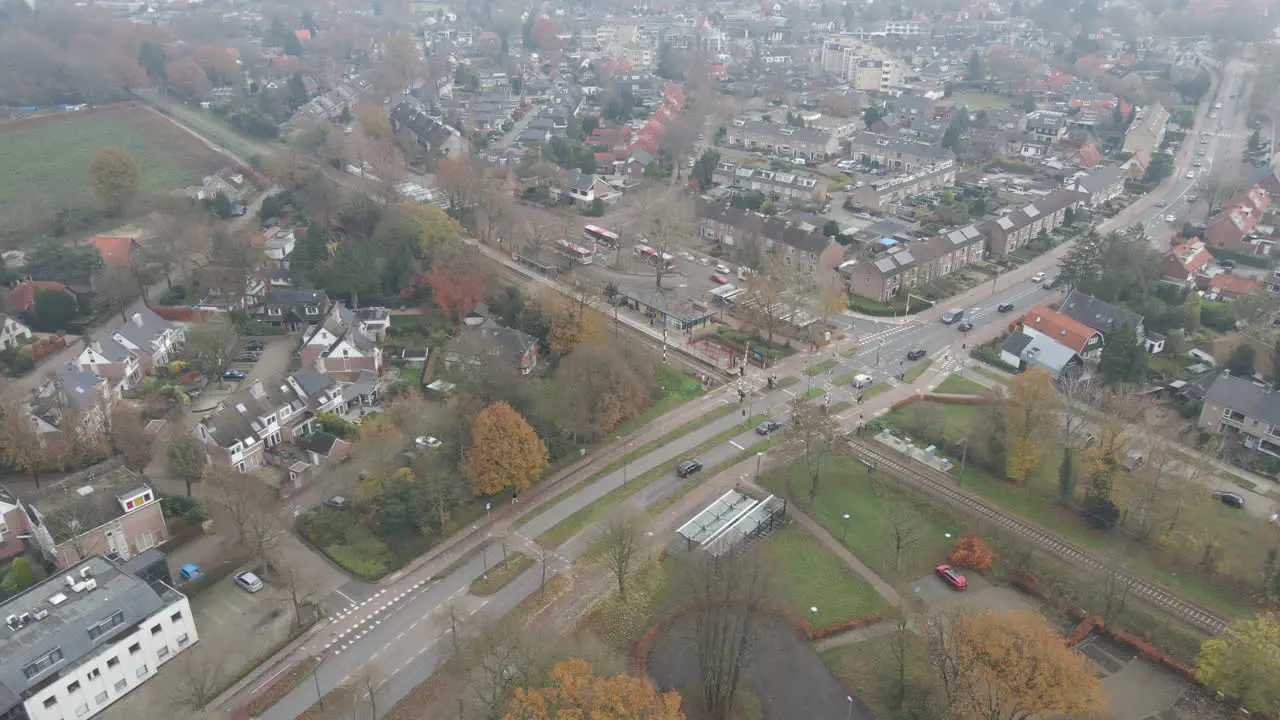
top-left (0, 555), bottom-right (198, 720)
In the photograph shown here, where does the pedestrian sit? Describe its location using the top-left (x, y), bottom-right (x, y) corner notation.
top-left (511, 489), bottom-right (519, 505)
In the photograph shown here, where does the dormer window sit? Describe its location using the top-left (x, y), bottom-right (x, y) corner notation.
top-left (305, 306), bottom-right (319, 315)
top-left (268, 307), bottom-right (283, 316)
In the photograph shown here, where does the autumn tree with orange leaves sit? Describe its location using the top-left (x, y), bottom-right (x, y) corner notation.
top-left (553, 339), bottom-right (656, 439)
top-left (929, 609), bottom-right (1105, 720)
top-left (504, 658), bottom-right (685, 720)
top-left (461, 402), bottom-right (548, 496)
top-left (425, 246), bottom-right (489, 323)
top-left (947, 533), bottom-right (994, 569)
top-left (1002, 367), bottom-right (1057, 483)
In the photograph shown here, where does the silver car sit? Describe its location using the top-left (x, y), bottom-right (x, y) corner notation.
top-left (234, 571), bottom-right (264, 593)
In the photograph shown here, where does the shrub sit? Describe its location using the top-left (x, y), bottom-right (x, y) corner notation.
top-left (1, 558), bottom-right (37, 594)
top-left (160, 495), bottom-right (206, 525)
top-left (316, 412), bottom-right (357, 438)
top-left (325, 544), bottom-right (388, 580)
top-left (1082, 494), bottom-right (1121, 529)
top-left (948, 533), bottom-right (994, 569)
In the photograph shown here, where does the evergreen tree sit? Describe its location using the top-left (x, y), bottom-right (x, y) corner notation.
top-left (1097, 322), bottom-right (1145, 385)
top-left (1058, 229), bottom-right (1105, 290)
top-left (967, 50), bottom-right (984, 81)
top-left (1057, 449), bottom-right (1075, 503)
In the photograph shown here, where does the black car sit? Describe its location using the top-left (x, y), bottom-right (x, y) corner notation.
top-left (676, 459), bottom-right (704, 478)
top-left (244, 340), bottom-right (266, 351)
top-left (1211, 490), bottom-right (1246, 509)
top-left (906, 348), bottom-right (927, 361)
top-left (756, 420), bottom-right (781, 436)
top-left (956, 321), bottom-right (974, 332)
top-left (997, 302), bottom-right (1015, 313)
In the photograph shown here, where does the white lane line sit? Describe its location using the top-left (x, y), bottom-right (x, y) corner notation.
top-left (334, 588), bottom-right (357, 606)
top-left (729, 440), bottom-right (744, 450)
top-left (250, 663), bottom-right (293, 694)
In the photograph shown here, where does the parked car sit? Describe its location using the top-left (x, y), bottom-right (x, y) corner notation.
top-left (676, 459), bottom-right (704, 478)
top-left (1211, 490), bottom-right (1246, 509)
top-left (997, 302), bottom-right (1015, 313)
top-left (234, 571), bottom-right (264, 593)
top-left (415, 436), bottom-right (442, 450)
top-left (223, 370), bottom-right (246, 380)
top-left (1030, 272), bottom-right (1046, 283)
top-left (323, 496), bottom-right (349, 511)
top-left (710, 274), bottom-right (728, 284)
top-left (235, 352), bottom-right (261, 362)
top-left (715, 264), bottom-right (732, 274)
top-left (244, 340), bottom-right (265, 351)
top-left (178, 563), bottom-right (204, 582)
top-left (907, 348), bottom-right (927, 361)
top-left (935, 564), bottom-right (968, 590)
top-left (756, 420), bottom-right (780, 436)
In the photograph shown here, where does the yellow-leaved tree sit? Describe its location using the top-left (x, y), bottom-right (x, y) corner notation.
top-left (1194, 613), bottom-right (1280, 713)
top-left (461, 401), bottom-right (549, 496)
top-left (940, 609), bottom-right (1106, 720)
top-left (504, 658), bottom-right (685, 720)
top-left (89, 147), bottom-right (139, 215)
top-left (1002, 367), bottom-right (1057, 482)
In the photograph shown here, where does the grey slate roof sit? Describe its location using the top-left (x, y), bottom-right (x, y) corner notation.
top-left (0, 556), bottom-right (181, 711)
top-left (1019, 334), bottom-right (1080, 376)
top-left (291, 369), bottom-right (337, 398)
top-left (1059, 290), bottom-right (1143, 335)
top-left (87, 307), bottom-right (176, 363)
top-left (1204, 374), bottom-right (1280, 426)
top-left (1001, 331), bottom-right (1034, 357)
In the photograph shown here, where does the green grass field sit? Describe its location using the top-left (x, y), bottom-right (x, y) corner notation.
top-left (903, 359), bottom-right (933, 382)
top-left (760, 525), bottom-right (887, 627)
top-left (0, 107), bottom-right (222, 229)
top-left (933, 373), bottom-right (991, 396)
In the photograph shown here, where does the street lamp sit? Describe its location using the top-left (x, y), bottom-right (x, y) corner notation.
top-left (842, 513), bottom-right (851, 542)
top-left (311, 657), bottom-right (325, 710)
top-left (754, 451), bottom-right (764, 483)
top-left (846, 695), bottom-right (854, 720)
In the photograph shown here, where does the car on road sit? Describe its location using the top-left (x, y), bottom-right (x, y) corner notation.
top-left (1156, 200), bottom-right (1167, 207)
top-left (323, 496), bottom-right (349, 511)
top-left (1030, 271), bottom-right (1046, 283)
top-left (710, 274), bottom-right (728, 284)
top-left (223, 369), bottom-right (246, 380)
top-left (234, 571), bottom-right (264, 593)
top-left (1211, 490), bottom-right (1246, 509)
top-left (676, 459), bottom-right (704, 478)
top-left (1193, 160), bottom-right (1203, 167)
top-left (935, 564), bottom-right (968, 590)
top-left (756, 420), bottom-right (781, 435)
top-left (1185, 170), bottom-right (1196, 179)
top-left (906, 348), bottom-right (927, 361)
top-left (715, 264), bottom-right (732, 274)
top-left (997, 302), bottom-right (1015, 313)
top-left (1200, 137), bottom-right (1209, 144)
top-left (1164, 214), bottom-right (1177, 222)
top-left (956, 321), bottom-right (974, 332)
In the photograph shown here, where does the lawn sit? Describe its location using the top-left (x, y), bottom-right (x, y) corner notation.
top-left (0, 106), bottom-right (222, 231)
top-left (470, 552), bottom-right (533, 596)
top-left (939, 90), bottom-right (1014, 110)
top-left (862, 384), bottom-right (891, 400)
top-left (823, 633), bottom-right (937, 719)
top-left (805, 359), bottom-right (837, 376)
top-left (840, 345), bottom-right (860, 358)
top-left (758, 525), bottom-right (887, 627)
top-left (612, 365), bottom-right (705, 437)
top-left (933, 373), bottom-right (991, 396)
top-left (969, 365), bottom-right (1011, 386)
top-left (903, 359), bottom-right (933, 382)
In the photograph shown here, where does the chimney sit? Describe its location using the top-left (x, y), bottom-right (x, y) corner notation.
top-left (250, 378), bottom-right (266, 399)
top-left (131, 312), bottom-right (143, 327)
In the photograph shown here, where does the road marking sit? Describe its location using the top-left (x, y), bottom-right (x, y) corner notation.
top-left (250, 663), bottom-right (294, 694)
top-left (334, 588), bottom-right (358, 607)
top-left (729, 440), bottom-right (744, 450)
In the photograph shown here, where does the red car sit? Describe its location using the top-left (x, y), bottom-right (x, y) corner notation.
top-left (935, 564), bottom-right (968, 590)
top-left (710, 274), bottom-right (728, 284)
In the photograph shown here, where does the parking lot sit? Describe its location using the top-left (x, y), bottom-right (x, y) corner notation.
top-left (221, 336), bottom-right (294, 388)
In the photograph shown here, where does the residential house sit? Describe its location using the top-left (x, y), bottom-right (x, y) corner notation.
top-left (552, 170), bottom-right (614, 209)
top-left (89, 236), bottom-right (140, 270)
top-left (1019, 303), bottom-right (1104, 359)
top-left (196, 372), bottom-right (344, 472)
top-left (1068, 143), bottom-right (1102, 168)
top-left (977, 190), bottom-right (1087, 257)
top-left (0, 313), bottom-right (32, 350)
top-left (1058, 290), bottom-right (1145, 343)
top-left (841, 228), bottom-right (985, 302)
top-left (390, 102), bottom-right (458, 164)
top-left (299, 304), bottom-right (385, 375)
top-left (4, 280), bottom-right (74, 315)
top-left (849, 159), bottom-right (956, 213)
top-left (0, 554), bottom-right (198, 720)
top-left (1207, 273), bottom-right (1264, 299)
top-left (846, 133), bottom-right (956, 173)
top-left (1121, 102), bottom-right (1169, 155)
top-left (725, 120), bottom-right (840, 161)
top-left (251, 289), bottom-right (330, 331)
top-left (697, 202), bottom-right (834, 276)
top-left (1121, 150), bottom-right (1151, 179)
top-left (3, 462), bottom-right (168, 569)
top-left (443, 314), bottom-right (539, 377)
top-left (1205, 185), bottom-right (1270, 252)
top-left (1067, 166), bottom-right (1128, 208)
top-left (1199, 373), bottom-right (1280, 458)
top-left (710, 162), bottom-right (827, 204)
top-left (76, 309), bottom-right (184, 392)
top-left (262, 226), bottom-right (296, 270)
top-left (26, 363), bottom-right (118, 437)
top-left (999, 328), bottom-right (1085, 379)
top-left (1164, 241), bottom-right (1213, 284)
top-left (0, 487), bottom-right (27, 561)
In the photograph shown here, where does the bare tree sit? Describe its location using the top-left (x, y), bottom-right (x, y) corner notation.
top-left (636, 191), bottom-right (695, 289)
top-left (43, 494), bottom-right (115, 566)
top-left (95, 265), bottom-right (141, 321)
top-left (184, 319), bottom-right (240, 386)
top-left (1100, 563), bottom-right (1135, 626)
top-left (679, 546), bottom-right (771, 720)
top-left (167, 646), bottom-right (229, 711)
top-left (790, 400), bottom-right (842, 503)
top-left (593, 511), bottom-right (642, 601)
top-left (743, 258), bottom-right (789, 344)
top-left (351, 665), bottom-right (385, 720)
top-left (886, 614), bottom-right (912, 712)
top-left (465, 619), bottom-right (545, 718)
top-left (271, 553), bottom-right (318, 627)
top-left (202, 466), bottom-right (283, 567)
top-left (889, 511), bottom-right (920, 574)
top-left (515, 209), bottom-right (558, 263)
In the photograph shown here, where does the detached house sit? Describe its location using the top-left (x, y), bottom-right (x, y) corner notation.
top-left (76, 309), bottom-right (184, 391)
top-left (252, 289), bottom-right (330, 331)
top-left (1199, 374), bottom-right (1280, 459)
top-left (1163, 242), bottom-right (1213, 284)
top-left (0, 313), bottom-right (32, 350)
top-left (977, 190), bottom-right (1087, 257)
top-left (444, 311), bottom-right (539, 377)
top-left (1058, 290), bottom-right (1145, 344)
top-left (1205, 185), bottom-right (1270, 252)
top-left (1019, 303), bottom-right (1104, 359)
top-left (299, 304), bottom-right (386, 375)
top-left (552, 170), bottom-right (615, 209)
top-left (196, 372), bottom-right (344, 473)
top-left (26, 363), bottom-right (119, 437)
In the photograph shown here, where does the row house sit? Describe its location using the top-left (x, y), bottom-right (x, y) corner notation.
top-left (1065, 166), bottom-right (1127, 208)
top-left (1121, 102), bottom-right (1169, 155)
top-left (710, 162), bottom-right (827, 204)
top-left (846, 133), bottom-right (955, 173)
top-left (977, 189), bottom-right (1087, 257)
top-left (299, 304), bottom-right (387, 375)
top-left (841, 226), bottom-right (985, 302)
top-left (196, 372), bottom-right (344, 473)
top-left (849, 159), bottom-right (956, 212)
top-left (76, 309), bottom-right (184, 392)
top-left (1206, 185), bottom-right (1270, 252)
top-left (725, 120), bottom-right (840, 161)
top-left (697, 202), bottom-right (834, 276)
top-left (0, 461), bottom-right (168, 569)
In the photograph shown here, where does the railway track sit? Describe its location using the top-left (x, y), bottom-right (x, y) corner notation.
top-left (477, 242), bottom-right (732, 385)
top-left (847, 438), bottom-right (1230, 635)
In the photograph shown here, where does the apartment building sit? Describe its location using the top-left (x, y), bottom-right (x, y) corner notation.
top-left (849, 159), bottom-right (956, 212)
top-left (0, 555), bottom-right (197, 720)
top-left (841, 226), bottom-right (985, 301)
top-left (1200, 374), bottom-right (1280, 459)
top-left (846, 133), bottom-right (955, 173)
top-left (725, 120), bottom-right (840, 161)
top-left (977, 190), bottom-right (1087, 257)
top-left (196, 373), bottom-right (345, 472)
top-left (710, 162), bottom-right (827, 203)
top-left (819, 37), bottom-right (903, 91)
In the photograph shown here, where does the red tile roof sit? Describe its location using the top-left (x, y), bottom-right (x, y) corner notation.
top-left (1209, 273), bottom-right (1263, 296)
top-left (7, 280), bottom-right (70, 313)
top-left (90, 236), bottom-right (136, 267)
top-left (1022, 304), bottom-right (1098, 354)
top-left (1166, 243), bottom-right (1213, 275)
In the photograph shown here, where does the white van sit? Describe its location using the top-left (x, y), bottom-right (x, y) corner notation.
top-left (852, 373), bottom-right (874, 389)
